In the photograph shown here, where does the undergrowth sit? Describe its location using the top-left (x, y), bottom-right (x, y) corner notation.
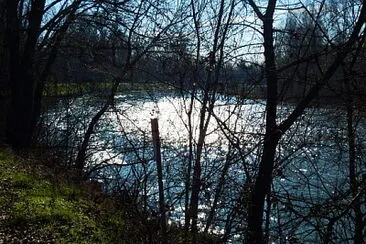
top-left (0, 149), bottom-right (220, 243)
top-left (0, 150), bottom-right (114, 243)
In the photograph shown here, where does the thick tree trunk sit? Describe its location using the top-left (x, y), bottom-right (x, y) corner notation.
top-left (4, 0), bottom-right (21, 148)
top-left (0, 0), bottom-right (9, 142)
top-left (4, 0), bottom-right (79, 150)
top-left (245, 1), bottom-right (366, 242)
top-left (6, 72), bottom-right (37, 149)
top-left (5, 0), bottom-right (46, 150)
top-left (246, 1), bottom-right (279, 242)
top-left (246, 135), bottom-right (280, 244)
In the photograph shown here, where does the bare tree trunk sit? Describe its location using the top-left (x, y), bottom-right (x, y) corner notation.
top-left (74, 74), bottom-right (128, 179)
top-left (246, 1), bottom-right (279, 242)
top-left (204, 148), bottom-right (232, 233)
top-left (189, 89), bottom-right (210, 242)
top-left (185, 1), bottom-right (202, 237)
top-left (188, 1), bottom-right (234, 241)
top-left (264, 187), bottom-right (272, 243)
top-left (4, 0), bottom-right (21, 145)
top-left (0, 0), bottom-right (8, 143)
top-left (344, 68), bottom-right (364, 244)
top-left (247, 137), bottom-right (279, 243)
top-left (33, 2), bottom-right (81, 139)
top-left (4, 0), bottom-right (80, 150)
top-left (184, 91), bottom-right (194, 232)
top-left (245, 1), bottom-right (366, 242)
top-left (5, 0), bottom-right (46, 150)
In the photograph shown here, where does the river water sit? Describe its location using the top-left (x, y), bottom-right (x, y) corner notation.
top-left (41, 90), bottom-right (366, 243)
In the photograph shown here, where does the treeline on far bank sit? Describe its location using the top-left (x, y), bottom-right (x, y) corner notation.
top-left (37, 14), bottom-right (366, 107)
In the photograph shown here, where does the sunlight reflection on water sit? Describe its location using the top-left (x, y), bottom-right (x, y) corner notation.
top-left (42, 92), bottom-right (366, 243)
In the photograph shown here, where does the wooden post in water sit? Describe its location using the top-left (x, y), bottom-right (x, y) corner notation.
top-left (151, 118), bottom-right (167, 242)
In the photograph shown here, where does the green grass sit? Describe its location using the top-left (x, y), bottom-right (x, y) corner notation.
top-left (43, 82), bottom-right (175, 97)
top-left (0, 149), bottom-right (220, 243)
top-left (43, 82), bottom-right (114, 96)
top-left (0, 150), bottom-right (119, 243)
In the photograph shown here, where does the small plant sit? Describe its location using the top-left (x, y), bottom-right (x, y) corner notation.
top-left (11, 173), bottom-right (38, 189)
top-left (0, 152), bottom-right (6, 161)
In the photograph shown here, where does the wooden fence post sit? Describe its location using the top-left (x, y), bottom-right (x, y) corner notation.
top-left (151, 118), bottom-right (167, 242)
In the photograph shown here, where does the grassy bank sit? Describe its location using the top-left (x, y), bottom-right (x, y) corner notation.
top-left (0, 149), bottom-right (219, 243)
top-left (0, 150), bottom-right (124, 243)
top-left (43, 82), bottom-right (175, 97)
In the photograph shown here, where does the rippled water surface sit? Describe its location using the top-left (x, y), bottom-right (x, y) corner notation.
top-left (41, 91), bottom-right (366, 243)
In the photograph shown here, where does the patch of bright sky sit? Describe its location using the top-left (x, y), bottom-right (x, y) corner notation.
top-left (170, 0), bottom-right (321, 64)
top-left (42, 0), bottom-right (362, 64)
